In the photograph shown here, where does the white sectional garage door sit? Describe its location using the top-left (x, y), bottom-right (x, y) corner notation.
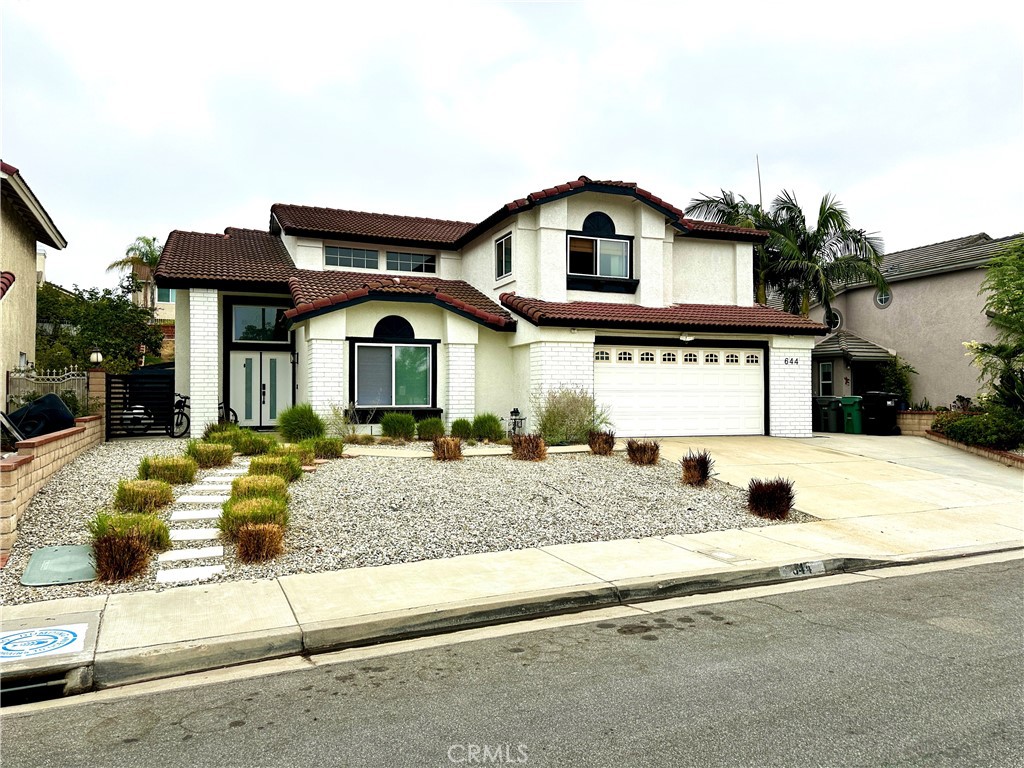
top-left (593, 345), bottom-right (764, 436)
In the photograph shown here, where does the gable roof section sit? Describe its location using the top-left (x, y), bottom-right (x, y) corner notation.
top-left (156, 227), bottom-right (296, 289)
top-left (500, 294), bottom-right (825, 335)
top-left (1, 161), bottom-right (67, 250)
top-left (285, 270), bottom-right (515, 330)
top-left (812, 330), bottom-right (893, 361)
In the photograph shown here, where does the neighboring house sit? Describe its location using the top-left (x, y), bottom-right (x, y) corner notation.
top-left (129, 265), bottom-right (176, 360)
top-left (809, 232), bottom-right (1023, 407)
top-left (0, 161), bottom-right (67, 410)
top-left (156, 176), bottom-right (824, 438)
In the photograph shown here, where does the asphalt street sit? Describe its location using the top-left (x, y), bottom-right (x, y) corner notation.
top-left (3, 558), bottom-right (1022, 767)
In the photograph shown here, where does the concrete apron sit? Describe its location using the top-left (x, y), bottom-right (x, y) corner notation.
top-left (3, 435), bottom-right (1021, 695)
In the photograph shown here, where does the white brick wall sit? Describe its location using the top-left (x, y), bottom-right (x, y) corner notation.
top-left (529, 342), bottom-right (594, 394)
top-left (446, 343), bottom-right (475, 425)
top-left (306, 339), bottom-right (346, 418)
top-left (188, 288), bottom-right (219, 437)
top-left (769, 344), bottom-right (813, 437)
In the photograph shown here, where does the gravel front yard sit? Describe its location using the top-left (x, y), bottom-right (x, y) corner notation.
top-left (1, 438), bottom-right (810, 605)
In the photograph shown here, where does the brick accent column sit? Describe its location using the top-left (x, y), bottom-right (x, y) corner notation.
top-left (306, 339), bottom-right (345, 418)
top-left (446, 343), bottom-right (475, 426)
top-left (529, 341), bottom-right (595, 394)
top-left (87, 368), bottom-right (106, 414)
top-left (769, 342), bottom-right (813, 437)
top-left (188, 288), bottom-right (219, 437)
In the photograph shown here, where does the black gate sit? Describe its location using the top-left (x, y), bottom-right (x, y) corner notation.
top-left (106, 369), bottom-right (175, 439)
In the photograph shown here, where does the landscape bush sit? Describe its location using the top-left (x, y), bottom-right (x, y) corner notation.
top-left (471, 413), bottom-right (505, 442)
top-left (346, 433), bottom-right (376, 445)
top-left (587, 430), bottom-right (615, 456)
top-left (203, 421), bottom-right (239, 442)
top-left (275, 443), bottom-right (316, 467)
top-left (91, 530), bottom-right (151, 582)
top-left (248, 454), bottom-right (304, 482)
top-left (89, 511), bottom-right (171, 552)
top-left (534, 387), bottom-right (611, 445)
top-left (380, 412), bottom-right (417, 441)
top-left (231, 474), bottom-right (289, 502)
top-left (234, 430), bottom-right (279, 456)
top-left (302, 437), bottom-right (347, 459)
top-left (930, 411), bottom-right (974, 435)
top-left (747, 477), bottom-right (795, 520)
top-left (138, 455), bottom-right (197, 485)
top-left (416, 417), bottom-right (446, 441)
top-left (185, 440), bottom-right (235, 468)
top-left (113, 479), bottom-right (173, 514)
top-left (511, 433), bottom-right (547, 461)
top-left (432, 436), bottom-right (463, 461)
top-left (626, 439), bottom-right (660, 465)
top-left (236, 523), bottom-right (285, 562)
top-left (276, 403), bottom-right (326, 442)
top-left (450, 418), bottom-right (473, 439)
top-left (219, 497), bottom-right (290, 540)
top-left (943, 408), bottom-right (1024, 451)
top-left (681, 450), bottom-right (715, 487)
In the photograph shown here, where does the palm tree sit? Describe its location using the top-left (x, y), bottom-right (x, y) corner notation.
top-left (107, 236), bottom-right (163, 310)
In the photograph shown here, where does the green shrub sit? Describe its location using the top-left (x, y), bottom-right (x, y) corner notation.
top-left (91, 530), bottom-right (151, 582)
top-left (236, 523), bottom-right (285, 562)
top-left (346, 433), bottom-right (376, 445)
top-left (416, 417), bottom-right (446, 441)
top-left (219, 497), bottom-right (290, 541)
top-left (231, 474), bottom-right (289, 502)
top-left (235, 430), bottom-right (278, 456)
top-left (277, 403), bottom-right (326, 442)
top-left (203, 421), bottom-right (240, 442)
top-left (534, 387), bottom-right (611, 445)
top-left (89, 511), bottom-right (171, 552)
top-left (248, 454), bottom-right (304, 482)
top-left (138, 455), bottom-right (197, 485)
top-left (930, 411), bottom-right (974, 435)
top-left (432, 436), bottom-right (463, 461)
top-left (471, 413), bottom-right (504, 442)
top-left (276, 443), bottom-right (316, 467)
top-left (185, 440), bottom-right (235, 468)
top-left (747, 477), bottom-right (795, 520)
top-left (944, 409), bottom-right (1024, 451)
top-left (303, 437), bottom-right (347, 459)
top-left (450, 418), bottom-right (473, 439)
top-left (511, 433), bottom-right (547, 461)
top-left (380, 412), bottom-right (416, 440)
top-left (588, 430), bottom-right (616, 456)
top-left (626, 439), bottom-right (660, 465)
top-left (114, 479), bottom-right (173, 514)
top-left (681, 450), bottom-right (715, 487)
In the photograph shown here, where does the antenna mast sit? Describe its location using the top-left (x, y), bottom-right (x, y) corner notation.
top-left (756, 154), bottom-right (763, 208)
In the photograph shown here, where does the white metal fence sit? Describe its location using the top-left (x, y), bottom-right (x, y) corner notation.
top-left (6, 366), bottom-right (89, 415)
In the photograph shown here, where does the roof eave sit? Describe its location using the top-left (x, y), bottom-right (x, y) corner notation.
top-left (505, 311), bottom-right (823, 336)
top-left (285, 293), bottom-right (516, 332)
top-left (279, 225), bottom-right (460, 251)
top-left (0, 167), bottom-right (68, 250)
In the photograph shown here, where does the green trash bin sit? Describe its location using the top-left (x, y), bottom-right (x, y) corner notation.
top-left (841, 396), bottom-right (863, 434)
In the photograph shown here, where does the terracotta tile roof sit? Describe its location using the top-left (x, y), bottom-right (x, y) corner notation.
top-left (285, 270), bottom-right (515, 330)
top-left (500, 293), bottom-right (825, 335)
top-left (271, 204), bottom-right (476, 246)
top-left (156, 227), bottom-right (296, 286)
top-left (0, 271), bottom-right (15, 302)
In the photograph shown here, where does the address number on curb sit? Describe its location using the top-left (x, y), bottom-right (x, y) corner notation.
top-left (783, 357), bottom-right (800, 365)
top-left (779, 561), bottom-right (826, 579)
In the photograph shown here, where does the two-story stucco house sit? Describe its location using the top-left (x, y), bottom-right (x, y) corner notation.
top-left (156, 176), bottom-right (824, 438)
top-left (1, 161), bottom-right (67, 410)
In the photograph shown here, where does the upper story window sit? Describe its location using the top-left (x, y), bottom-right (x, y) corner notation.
top-left (566, 211), bottom-right (632, 281)
top-left (824, 308), bottom-right (843, 331)
top-left (495, 233), bottom-right (512, 280)
top-left (386, 251), bottom-right (436, 273)
top-left (326, 246), bottom-right (379, 270)
top-left (874, 288), bottom-right (892, 309)
top-left (157, 287), bottom-right (176, 303)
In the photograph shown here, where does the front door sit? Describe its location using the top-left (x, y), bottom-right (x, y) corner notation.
top-left (230, 350), bottom-right (292, 428)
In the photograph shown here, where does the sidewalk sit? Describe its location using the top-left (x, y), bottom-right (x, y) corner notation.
top-left (3, 435), bottom-right (1021, 696)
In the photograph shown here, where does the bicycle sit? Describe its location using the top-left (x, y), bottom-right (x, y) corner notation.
top-left (169, 393), bottom-right (238, 438)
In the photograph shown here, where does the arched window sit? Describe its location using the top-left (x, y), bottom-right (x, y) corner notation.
top-left (594, 350), bottom-right (610, 362)
top-left (725, 353), bottom-right (740, 364)
top-left (639, 351), bottom-right (656, 363)
top-left (373, 315), bottom-right (414, 340)
top-left (746, 354), bottom-right (760, 365)
top-left (704, 353), bottom-right (719, 364)
top-left (662, 352), bottom-right (677, 363)
top-left (617, 351), bottom-right (633, 363)
top-left (683, 352), bottom-right (698, 364)
top-left (569, 211), bottom-right (630, 280)
top-left (582, 211), bottom-right (616, 237)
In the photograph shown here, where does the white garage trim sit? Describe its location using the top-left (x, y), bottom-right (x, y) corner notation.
top-left (593, 341), bottom-right (767, 437)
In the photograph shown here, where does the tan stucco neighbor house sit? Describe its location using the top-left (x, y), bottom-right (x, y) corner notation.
top-left (809, 232), bottom-right (1023, 408)
top-left (156, 176), bottom-right (825, 438)
top-left (0, 161), bottom-right (67, 410)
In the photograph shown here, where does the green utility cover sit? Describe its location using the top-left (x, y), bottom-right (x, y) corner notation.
top-left (21, 546), bottom-right (97, 586)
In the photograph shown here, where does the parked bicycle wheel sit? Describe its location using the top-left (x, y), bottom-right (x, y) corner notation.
top-left (122, 405), bottom-right (155, 436)
top-left (170, 410), bottom-right (190, 438)
top-left (226, 407), bottom-right (238, 424)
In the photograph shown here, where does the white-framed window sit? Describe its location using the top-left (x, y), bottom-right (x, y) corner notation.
top-left (819, 362), bottom-right (834, 396)
top-left (355, 343), bottom-right (432, 407)
top-left (725, 353), bottom-right (740, 364)
top-left (495, 233), bottom-right (512, 280)
top-left (874, 288), bottom-right (892, 309)
top-left (746, 353), bottom-right (760, 365)
top-left (386, 251), bottom-right (436, 273)
top-left (640, 351), bottom-right (656, 363)
top-left (824, 308), bottom-right (843, 331)
top-left (567, 236), bottom-right (630, 278)
top-left (326, 246), bottom-right (379, 269)
top-left (683, 352), bottom-right (698, 364)
top-left (662, 352), bottom-right (677, 363)
top-left (617, 351), bottom-right (633, 363)
top-left (157, 287), bottom-right (176, 303)
top-left (594, 350), bottom-right (610, 362)
top-left (704, 352), bottom-right (719, 364)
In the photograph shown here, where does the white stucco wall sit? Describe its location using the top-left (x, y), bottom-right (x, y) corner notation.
top-left (673, 238), bottom-right (753, 306)
top-left (0, 196), bottom-right (39, 409)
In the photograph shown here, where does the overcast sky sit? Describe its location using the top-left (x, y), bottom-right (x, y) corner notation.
top-left (3, 0), bottom-right (1021, 291)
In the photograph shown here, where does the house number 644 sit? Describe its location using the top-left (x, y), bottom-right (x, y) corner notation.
top-left (784, 357), bottom-right (800, 365)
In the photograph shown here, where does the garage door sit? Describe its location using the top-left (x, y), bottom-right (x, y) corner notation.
top-left (593, 345), bottom-right (764, 436)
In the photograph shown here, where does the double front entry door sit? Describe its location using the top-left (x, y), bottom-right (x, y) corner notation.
top-left (229, 350), bottom-right (292, 428)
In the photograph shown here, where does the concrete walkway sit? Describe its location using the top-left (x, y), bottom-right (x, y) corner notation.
top-left (2, 435), bottom-right (1020, 696)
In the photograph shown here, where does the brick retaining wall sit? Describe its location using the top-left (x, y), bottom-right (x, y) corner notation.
top-left (923, 429), bottom-right (1024, 470)
top-left (897, 410), bottom-right (938, 436)
top-left (0, 416), bottom-right (105, 557)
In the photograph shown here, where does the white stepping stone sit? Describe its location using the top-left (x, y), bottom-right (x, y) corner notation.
top-left (177, 494), bottom-right (229, 504)
top-left (200, 476), bottom-right (234, 484)
top-left (156, 564), bottom-right (225, 584)
top-left (189, 484), bottom-right (232, 492)
top-left (170, 508), bottom-right (221, 522)
top-left (169, 527), bottom-right (220, 542)
top-left (158, 546), bottom-right (224, 563)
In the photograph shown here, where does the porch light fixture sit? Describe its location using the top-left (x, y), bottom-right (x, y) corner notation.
top-left (679, 335), bottom-right (695, 343)
top-left (290, 351), bottom-right (299, 365)
top-left (89, 348), bottom-right (104, 365)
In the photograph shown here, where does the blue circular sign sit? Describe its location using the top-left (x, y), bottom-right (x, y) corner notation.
top-left (1, 628), bottom-right (79, 659)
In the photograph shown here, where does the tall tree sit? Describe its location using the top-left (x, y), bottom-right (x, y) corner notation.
top-left (107, 236), bottom-right (163, 310)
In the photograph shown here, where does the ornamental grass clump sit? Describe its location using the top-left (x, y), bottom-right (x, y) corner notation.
top-left (89, 511), bottom-right (171, 552)
top-left (249, 454), bottom-right (303, 482)
top-left (114, 479), bottom-right (173, 514)
top-left (511, 433), bottom-right (547, 461)
top-left (277, 403), bottom-right (326, 442)
top-left (747, 477), bottom-right (795, 520)
top-left (588, 430), bottom-right (616, 456)
top-left (231, 474), bottom-right (289, 503)
top-left (450, 418), bottom-right (473, 439)
top-left (203, 421), bottom-right (240, 442)
top-left (275, 443), bottom-right (316, 467)
top-left (681, 449), bottom-right (715, 487)
top-left (432, 436), bottom-right (463, 461)
top-left (91, 529), bottom-right (151, 582)
top-left (185, 440), bottom-right (235, 468)
top-left (303, 436), bottom-right (346, 459)
top-left (471, 413), bottom-right (505, 442)
top-left (380, 412), bottom-right (416, 441)
top-left (416, 417), bottom-right (446, 441)
top-left (138, 455), bottom-right (197, 485)
top-left (626, 439), bottom-right (660, 466)
top-left (219, 497), bottom-right (290, 541)
top-left (234, 430), bottom-right (279, 456)
top-left (236, 523), bottom-right (285, 563)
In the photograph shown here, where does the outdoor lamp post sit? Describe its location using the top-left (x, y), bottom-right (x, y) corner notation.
top-left (89, 348), bottom-right (104, 366)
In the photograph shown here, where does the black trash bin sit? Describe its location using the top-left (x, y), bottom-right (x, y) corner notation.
top-left (813, 396), bottom-right (840, 432)
top-left (861, 391), bottom-right (902, 435)
top-left (7, 393), bottom-right (76, 438)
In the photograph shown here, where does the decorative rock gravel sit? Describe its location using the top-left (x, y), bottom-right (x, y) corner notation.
top-left (1, 441), bottom-right (811, 605)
